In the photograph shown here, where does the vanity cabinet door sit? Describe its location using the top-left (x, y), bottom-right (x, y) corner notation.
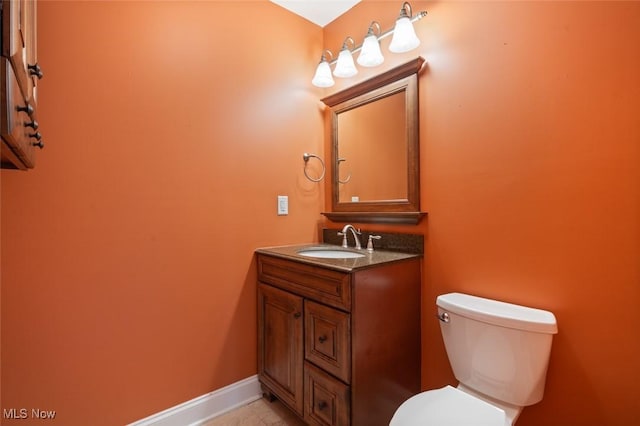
top-left (258, 283), bottom-right (304, 416)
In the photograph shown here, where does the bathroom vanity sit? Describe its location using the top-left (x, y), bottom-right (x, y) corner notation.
top-left (256, 244), bottom-right (422, 426)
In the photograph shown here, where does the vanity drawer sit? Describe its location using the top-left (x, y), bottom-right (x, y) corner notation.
top-left (257, 255), bottom-right (351, 310)
top-left (305, 300), bottom-right (351, 383)
top-left (304, 362), bottom-right (350, 426)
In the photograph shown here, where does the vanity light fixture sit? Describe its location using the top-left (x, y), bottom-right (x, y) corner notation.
top-left (311, 2), bottom-right (427, 87)
top-left (357, 21), bottom-right (384, 67)
top-left (389, 1), bottom-right (422, 53)
top-left (311, 50), bottom-right (335, 88)
top-left (333, 37), bottom-right (358, 78)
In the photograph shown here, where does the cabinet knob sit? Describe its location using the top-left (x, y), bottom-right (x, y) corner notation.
top-left (17, 104), bottom-right (34, 116)
top-left (24, 120), bottom-right (39, 130)
top-left (318, 335), bottom-right (327, 343)
top-left (293, 312), bottom-right (301, 319)
top-left (318, 401), bottom-right (328, 411)
top-left (28, 132), bottom-right (42, 141)
top-left (32, 140), bottom-right (44, 149)
top-left (28, 63), bottom-right (44, 80)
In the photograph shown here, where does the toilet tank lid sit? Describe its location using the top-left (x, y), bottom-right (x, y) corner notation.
top-left (437, 293), bottom-right (558, 334)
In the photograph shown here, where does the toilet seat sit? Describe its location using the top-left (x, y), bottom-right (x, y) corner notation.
top-left (390, 385), bottom-right (508, 426)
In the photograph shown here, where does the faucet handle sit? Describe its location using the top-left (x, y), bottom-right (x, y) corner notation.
top-left (337, 231), bottom-right (348, 248)
top-left (366, 235), bottom-right (382, 252)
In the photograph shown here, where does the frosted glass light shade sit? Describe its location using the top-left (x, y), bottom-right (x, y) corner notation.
top-left (357, 34), bottom-right (384, 67)
top-left (389, 16), bottom-right (420, 53)
top-left (312, 60), bottom-right (334, 87)
top-left (333, 49), bottom-right (358, 78)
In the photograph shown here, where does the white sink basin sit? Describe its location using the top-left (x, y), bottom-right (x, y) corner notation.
top-left (297, 248), bottom-right (366, 259)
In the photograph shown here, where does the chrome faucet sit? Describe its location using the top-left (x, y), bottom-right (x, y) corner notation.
top-left (338, 224), bottom-right (362, 249)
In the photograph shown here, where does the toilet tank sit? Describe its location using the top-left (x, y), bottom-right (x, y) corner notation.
top-left (436, 293), bottom-right (558, 407)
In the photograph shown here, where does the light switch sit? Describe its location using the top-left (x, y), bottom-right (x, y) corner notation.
top-left (277, 195), bottom-right (288, 216)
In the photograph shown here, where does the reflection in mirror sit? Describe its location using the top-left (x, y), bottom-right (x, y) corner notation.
top-left (321, 57), bottom-right (426, 224)
top-left (337, 91), bottom-right (407, 202)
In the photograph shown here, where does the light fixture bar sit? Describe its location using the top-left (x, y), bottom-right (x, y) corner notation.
top-left (327, 11), bottom-right (427, 66)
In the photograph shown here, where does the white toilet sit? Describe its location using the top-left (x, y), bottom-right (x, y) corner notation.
top-left (390, 292), bottom-right (558, 426)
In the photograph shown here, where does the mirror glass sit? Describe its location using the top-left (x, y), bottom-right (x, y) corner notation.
top-left (321, 57), bottom-right (426, 224)
top-left (337, 90), bottom-right (407, 202)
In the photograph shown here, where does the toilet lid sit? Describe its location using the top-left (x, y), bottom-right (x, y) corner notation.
top-left (390, 385), bottom-right (507, 426)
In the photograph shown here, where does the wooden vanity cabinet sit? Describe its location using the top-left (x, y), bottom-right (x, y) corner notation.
top-left (257, 253), bottom-right (421, 426)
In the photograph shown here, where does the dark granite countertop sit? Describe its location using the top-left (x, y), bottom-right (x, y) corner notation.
top-left (255, 243), bottom-right (422, 273)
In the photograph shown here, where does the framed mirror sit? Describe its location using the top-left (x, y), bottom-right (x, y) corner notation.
top-left (321, 57), bottom-right (426, 224)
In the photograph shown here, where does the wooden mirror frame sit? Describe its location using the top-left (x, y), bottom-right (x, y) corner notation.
top-left (321, 57), bottom-right (426, 225)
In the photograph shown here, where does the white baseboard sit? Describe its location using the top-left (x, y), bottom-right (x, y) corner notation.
top-left (128, 375), bottom-right (263, 426)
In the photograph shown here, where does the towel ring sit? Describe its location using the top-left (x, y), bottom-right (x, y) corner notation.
top-left (303, 153), bottom-right (325, 182)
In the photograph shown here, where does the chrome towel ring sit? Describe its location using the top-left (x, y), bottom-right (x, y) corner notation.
top-left (303, 153), bottom-right (325, 182)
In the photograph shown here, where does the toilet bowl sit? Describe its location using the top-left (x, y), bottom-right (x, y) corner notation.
top-left (390, 293), bottom-right (558, 426)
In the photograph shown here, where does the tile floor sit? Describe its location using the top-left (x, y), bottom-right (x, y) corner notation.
top-left (202, 397), bottom-right (306, 426)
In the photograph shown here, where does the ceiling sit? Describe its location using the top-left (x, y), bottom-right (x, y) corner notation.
top-left (269, 0), bottom-right (362, 27)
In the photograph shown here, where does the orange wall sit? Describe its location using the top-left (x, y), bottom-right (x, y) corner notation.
top-left (1, 1), bottom-right (323, 424)
top-left (322, 1), bottom-right (640, 425)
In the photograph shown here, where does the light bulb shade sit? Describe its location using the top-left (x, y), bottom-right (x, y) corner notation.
top-left (312, 60), bottom-right (334, 87)
top-left (357, 34), bottom-right (384, 67)
top-left (333, 49), bottom-right (358, 78)
top-left (389, 16), bottom-right (421, 53)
